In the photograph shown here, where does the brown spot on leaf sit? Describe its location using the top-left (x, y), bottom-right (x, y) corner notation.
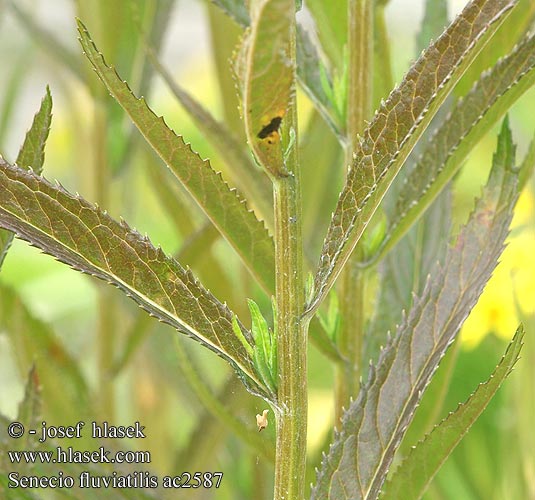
top-left (257, 115), bottom-right (283, 142)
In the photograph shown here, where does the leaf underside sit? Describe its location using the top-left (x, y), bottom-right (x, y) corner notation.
top-left (77, 19), bottom-right (276, 294)
top-left (379, 30), bottom-right (535, 260)
top-left (309, 0), bottom-right (518, 314)
top-left (0, 158), bottom-right (268, 398)
top-left (311, 118), bottom-right (519, 500)
top-left (380, 324), bottom-right (524, 500)
top-left (364, 189), bottom-right (452, 373)
top-left (363, 0), bottom-right (454, 372)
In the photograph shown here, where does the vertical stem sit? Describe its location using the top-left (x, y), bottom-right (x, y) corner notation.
top-left (347, 0), bottom-right (373, 152)
top-left (273, 151), bottom-right (307, 499)
top-left (273, 20), bottom-right (307, 500)
top-left (335, 0), bottom-right (373, 424)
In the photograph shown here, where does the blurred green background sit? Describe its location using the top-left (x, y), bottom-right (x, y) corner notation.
top-left (0, 1), bottom-right (533, 499)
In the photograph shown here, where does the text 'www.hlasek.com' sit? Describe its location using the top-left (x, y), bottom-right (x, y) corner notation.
top-left (4, 420), bottom-right (223, 491)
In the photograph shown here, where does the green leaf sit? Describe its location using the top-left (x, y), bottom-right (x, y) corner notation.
top-left (208, 1), bottom-right (248, 136)
top-left (363, 189), bottom-right (451, 372)
top-left (136, 0), bottom-right (177, 97)
top-left (237, 0), bottom-right (294, 177)
top-left (455, 0), bottom-right (535, 96)
top-left (15, 86), bottom-right (52, 171)
top-left (77, 19), bottom-right (276, 294)
top-left (246, 299), bottom-right (277, 395)
top-left (309, 0), bottom-right (518, 314)
top-left (145, 45), bottom-right (273, 226)
top-left (380, 324), bottom-right (524, 500)
top-left (147, 160), bottom-right (233, 303)
top-left (212, 0), bottom-right (339, 135)
top-left (364, 12), bottom-right (454, 373)
top-left (0, 158), bottom-right (269, 398)
top-left (374, 31), bottom-right (535, 264)
top-left (311, 118), bottom-right (519, 500)
top-left (309, 316), bottom-right (344, 364)
top-left (0, 87), bottom-right (52, 269)
top-left (318, 292), bottom-right (341, 342)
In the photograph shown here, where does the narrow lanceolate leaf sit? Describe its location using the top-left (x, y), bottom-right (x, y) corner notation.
top-left (375, 31), bottom-right (535, 263)
top-left (0, 159), bottom-right (268, 398)
top-left (311, 119), bottom-right (519, 500)
top-left (309, 0), bottom-right (518, 314)
top-left (238, 0), bottom-right (294, 177)
top-left (380, 325), bottom-right (524, 500)
top-left (0, 87), bottom-right (52, 269)
top-left (146, 46), bottom-right (273, 227)
top-left (77, 20), bottom-right (276, 294)
top-left (15, 87), bottom-right (52, 171)
top-left (363, 0), bottom-right (453, 372)
top-left (363, 190), bottom-right (451, 372)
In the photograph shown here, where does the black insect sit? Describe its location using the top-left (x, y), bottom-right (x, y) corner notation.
top-left (257, 115), bottom-right (283, 139)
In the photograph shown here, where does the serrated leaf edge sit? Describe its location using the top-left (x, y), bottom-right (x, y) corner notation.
top-left (379, 324), bottom-right (524, 499)
top-left (0, 159), bottom-right (269, 397)
top-left (309, 0), bottom-right (518, 314)
top-left (77, 19), bottom-right (276, 293)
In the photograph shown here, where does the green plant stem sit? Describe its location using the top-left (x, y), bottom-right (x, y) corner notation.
top-left (334, 0), bottom-right (373, 424)
top-left (273, 22), bottom-right (307, 499)
top-left (273, 170), bottom-right (307, 500)
top-left (347, 0), bottom-right (373, 146)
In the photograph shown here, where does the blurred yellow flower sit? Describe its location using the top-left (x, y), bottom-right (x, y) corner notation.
top-left (461, 188), bottom-right (535, 348)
